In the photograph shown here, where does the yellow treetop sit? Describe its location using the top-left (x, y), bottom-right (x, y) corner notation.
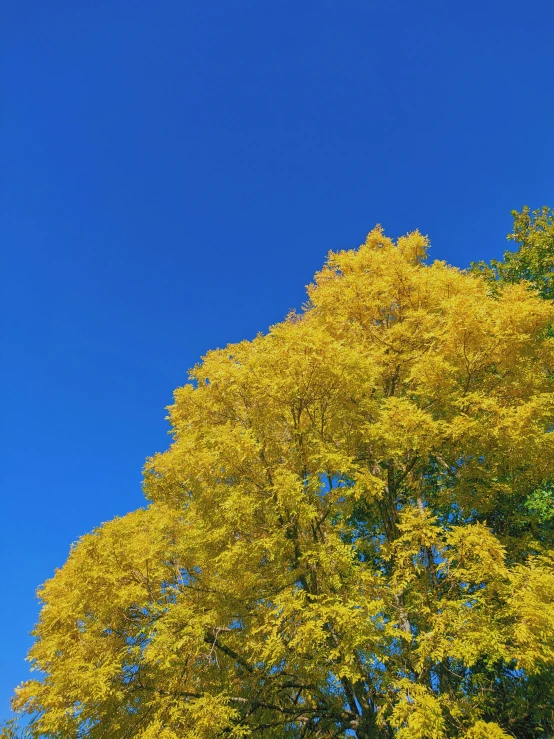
top-left (8, 228), bottom-right (554, 738)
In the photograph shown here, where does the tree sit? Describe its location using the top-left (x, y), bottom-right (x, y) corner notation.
top-left (6, 228), bottom-right (554, 738)
top-left (471, 205), bottom-right (554, 537)
top-left (471, 206), bottom-right (554, 300)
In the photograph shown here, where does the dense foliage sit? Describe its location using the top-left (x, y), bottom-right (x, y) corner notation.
top-left (5, 216), bottom-right (554, 738)
top-left (472, 206), bottom-right (554, 300)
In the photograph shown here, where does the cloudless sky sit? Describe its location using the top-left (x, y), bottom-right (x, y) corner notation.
top-left (1, 0), bottom-right (554, 720)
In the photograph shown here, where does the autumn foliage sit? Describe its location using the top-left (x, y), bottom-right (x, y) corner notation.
top-left (7, 218), bottom-right (554, 738)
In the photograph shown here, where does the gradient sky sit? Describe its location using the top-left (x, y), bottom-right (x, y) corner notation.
top-left (1, 0), bottom-right (554, 720)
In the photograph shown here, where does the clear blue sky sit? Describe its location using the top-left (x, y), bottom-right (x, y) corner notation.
top-left (1, 0), bottom-right (554, 719)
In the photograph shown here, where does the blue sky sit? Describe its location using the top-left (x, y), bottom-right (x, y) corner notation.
top-left (1, 0), bottom-right (554, 719)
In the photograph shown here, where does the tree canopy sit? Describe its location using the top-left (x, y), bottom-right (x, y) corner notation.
top-left (6, 223), bottom-right (554, 738)
top-left (471, 206), bottom-right (554, 301)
